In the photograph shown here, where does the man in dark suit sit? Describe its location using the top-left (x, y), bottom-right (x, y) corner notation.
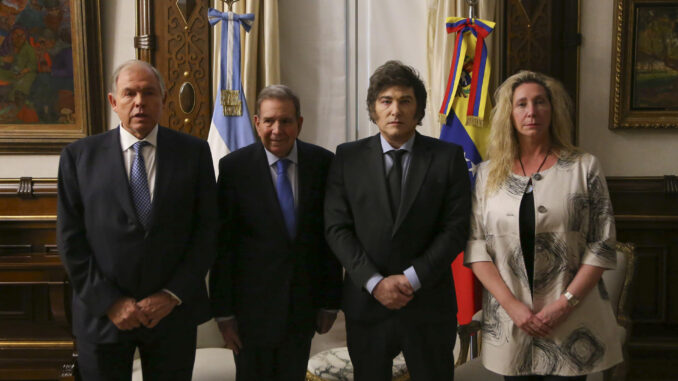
top-left (325, 60), bottom-right (471, 381)
top-left (209, 85), bottom-right (342, 381)
top-left (57, 60), bottom-right (217, 381)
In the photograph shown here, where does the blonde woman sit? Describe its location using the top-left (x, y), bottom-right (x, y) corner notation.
top-left (465, 71), bottom-right (623, 380)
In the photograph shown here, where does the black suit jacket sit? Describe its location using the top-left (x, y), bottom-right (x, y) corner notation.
top-left (57, 126), bottom-right (217, 343)
top-left (325, 132), bottom-right (471, 323)
top-left (209, 140), bottom-right (342, 346)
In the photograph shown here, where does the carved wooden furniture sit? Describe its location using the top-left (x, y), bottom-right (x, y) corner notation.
top-left (136, 0), bottom-right (212, 138)
top-left (609, 176), bottom-right (678, 380)
top-left (503, 0), bottom-right (579, 98)
top-left (503, 0), bottom-right (580, 141)
top-left (0, 178), bottom-right (74, 380)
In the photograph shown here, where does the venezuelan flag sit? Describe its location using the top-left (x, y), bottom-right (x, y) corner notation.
top-left (438, 16), bottom-right (494, 325)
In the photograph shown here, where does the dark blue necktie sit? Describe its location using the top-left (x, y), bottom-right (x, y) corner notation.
top-left (130, 141), bottom-right (152, 228)
top-left (275, 159), bottom-right (296, 238)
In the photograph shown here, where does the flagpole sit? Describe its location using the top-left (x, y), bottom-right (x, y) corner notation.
top-left (221, 0), bottom-right (240, 12)
top-left (466, 0), bottom-right (478, 19)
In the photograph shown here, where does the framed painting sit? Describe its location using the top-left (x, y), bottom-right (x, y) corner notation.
top-left (0, 0), bottom-right (104, 153)
top-left (611, 0), bottom-right (678, 128)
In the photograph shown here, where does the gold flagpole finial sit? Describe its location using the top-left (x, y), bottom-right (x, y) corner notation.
top-left (222, 0), bottom-right (239, 11)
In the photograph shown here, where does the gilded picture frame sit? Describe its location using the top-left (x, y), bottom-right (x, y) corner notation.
top-left (0, 0), bottom-right (105, 154)
top-left (611, 0), bottom-right (678, 129)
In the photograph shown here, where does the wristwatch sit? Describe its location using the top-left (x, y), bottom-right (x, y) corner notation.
top-left (563, 291), bottom-right (580, 307)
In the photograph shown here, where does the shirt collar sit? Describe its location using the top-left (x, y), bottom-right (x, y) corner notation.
top-left (380, 133), bottom-right (415, 154)
top-left (264, 141), bottom-right (298, 166)
top-left (119, 125), bottom-right (158, 151)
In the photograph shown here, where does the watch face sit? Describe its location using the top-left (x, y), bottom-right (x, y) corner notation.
top-left (564, 291), bottom-right (579, 307)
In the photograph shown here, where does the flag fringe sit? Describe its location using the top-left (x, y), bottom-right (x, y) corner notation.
top-left (466, 116), bottom-right (485, 128)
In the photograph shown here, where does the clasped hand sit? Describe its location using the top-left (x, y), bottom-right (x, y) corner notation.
top-left (373, 275), bottom-right (414, 310)
top-left (505, 297), bottom-right (571, 337)
top-left (106, 292), bottom-right (179, 330)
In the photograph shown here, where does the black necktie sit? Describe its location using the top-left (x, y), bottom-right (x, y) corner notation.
top-left (387, 150), bottom-right (406, 218)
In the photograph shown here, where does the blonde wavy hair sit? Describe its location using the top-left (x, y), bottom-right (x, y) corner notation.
top-left (485, 70), bottom-right (579, 195)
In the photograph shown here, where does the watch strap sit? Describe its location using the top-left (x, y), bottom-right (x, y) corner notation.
top-left (564, 290), bottom-right (580, 307)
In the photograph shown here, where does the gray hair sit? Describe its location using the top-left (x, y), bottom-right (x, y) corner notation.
top-left (255, 84), bottom-right (301, 119)
top-left (110, 59), bottom-right (167, 99)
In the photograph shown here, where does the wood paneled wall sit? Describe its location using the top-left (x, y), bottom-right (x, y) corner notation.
top-left (608, 176), bottom-right (678, 380)
top-left (0, 178), bottom-right (74, 381)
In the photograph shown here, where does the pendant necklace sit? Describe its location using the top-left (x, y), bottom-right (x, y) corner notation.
top-left (519, 149), bottom-right (550, 193)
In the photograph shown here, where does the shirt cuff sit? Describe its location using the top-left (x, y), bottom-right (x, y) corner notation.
top-left (215, 315), bottom-right (235, 322)
top-left (162, 289), bottom-right (182, 305)
top-left (365, 273), bottom-right (384, 295)
top-left (403, 266), bottom-right (421, 291)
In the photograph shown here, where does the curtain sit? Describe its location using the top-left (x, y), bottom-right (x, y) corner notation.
top-left (424, 0), bottom-right (459, 138)
top-left (478, 0), bottom-right (502, 93)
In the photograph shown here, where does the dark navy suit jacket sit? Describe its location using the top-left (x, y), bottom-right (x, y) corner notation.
top-left (209, 140), bottom-right (342, 346)
top-left (57, 126), bottom-right (218, 343)
top-left (325, 132), bottom-right (471, 324)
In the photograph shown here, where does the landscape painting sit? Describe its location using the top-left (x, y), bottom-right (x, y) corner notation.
top-left (632, 5), bottom-right (678, 110)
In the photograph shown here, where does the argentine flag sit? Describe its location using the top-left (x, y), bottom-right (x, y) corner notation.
top-left (207, 8), bottom-right (257, 177)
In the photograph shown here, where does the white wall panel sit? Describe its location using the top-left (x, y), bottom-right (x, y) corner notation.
top-left (354, 1), bottom-right (428, 140)
top-left (279, 0), bottom-right (348, 152)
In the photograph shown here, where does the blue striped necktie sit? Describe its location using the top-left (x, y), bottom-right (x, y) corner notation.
top-left (130, 141), bottom-right (152, 229)
top-left (275, 159), bottom-right (296, 238)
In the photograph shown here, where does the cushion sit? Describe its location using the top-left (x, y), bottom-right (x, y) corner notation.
top-left (306, 347), bottom-right (409, 381)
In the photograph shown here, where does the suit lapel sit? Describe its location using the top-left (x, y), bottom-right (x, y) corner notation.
top-left (394, 133), bottom-right (431, 234)
top-left (365, 134), bottom-right (393, 221)
top-left (148, 127), bottom-right (171, 228)
top-left (107, 127), bottom-right (139, 226)
top-left (296, 141), bottom-right (311, 241)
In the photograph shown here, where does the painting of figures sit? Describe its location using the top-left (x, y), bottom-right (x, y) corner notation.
top-left (0, 0), bottom-right (73, 124)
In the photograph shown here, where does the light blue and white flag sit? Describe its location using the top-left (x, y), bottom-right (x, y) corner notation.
top-left (207, 8), bottom-right (256, 176)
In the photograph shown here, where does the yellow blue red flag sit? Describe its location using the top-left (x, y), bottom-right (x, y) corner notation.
top-left (439, 16), bottom-right (494, 326)
top-left (439, 17), bottom-right (494, 183)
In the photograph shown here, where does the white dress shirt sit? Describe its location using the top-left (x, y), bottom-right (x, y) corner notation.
top-left (263, 141), bottom-right (299, 208)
